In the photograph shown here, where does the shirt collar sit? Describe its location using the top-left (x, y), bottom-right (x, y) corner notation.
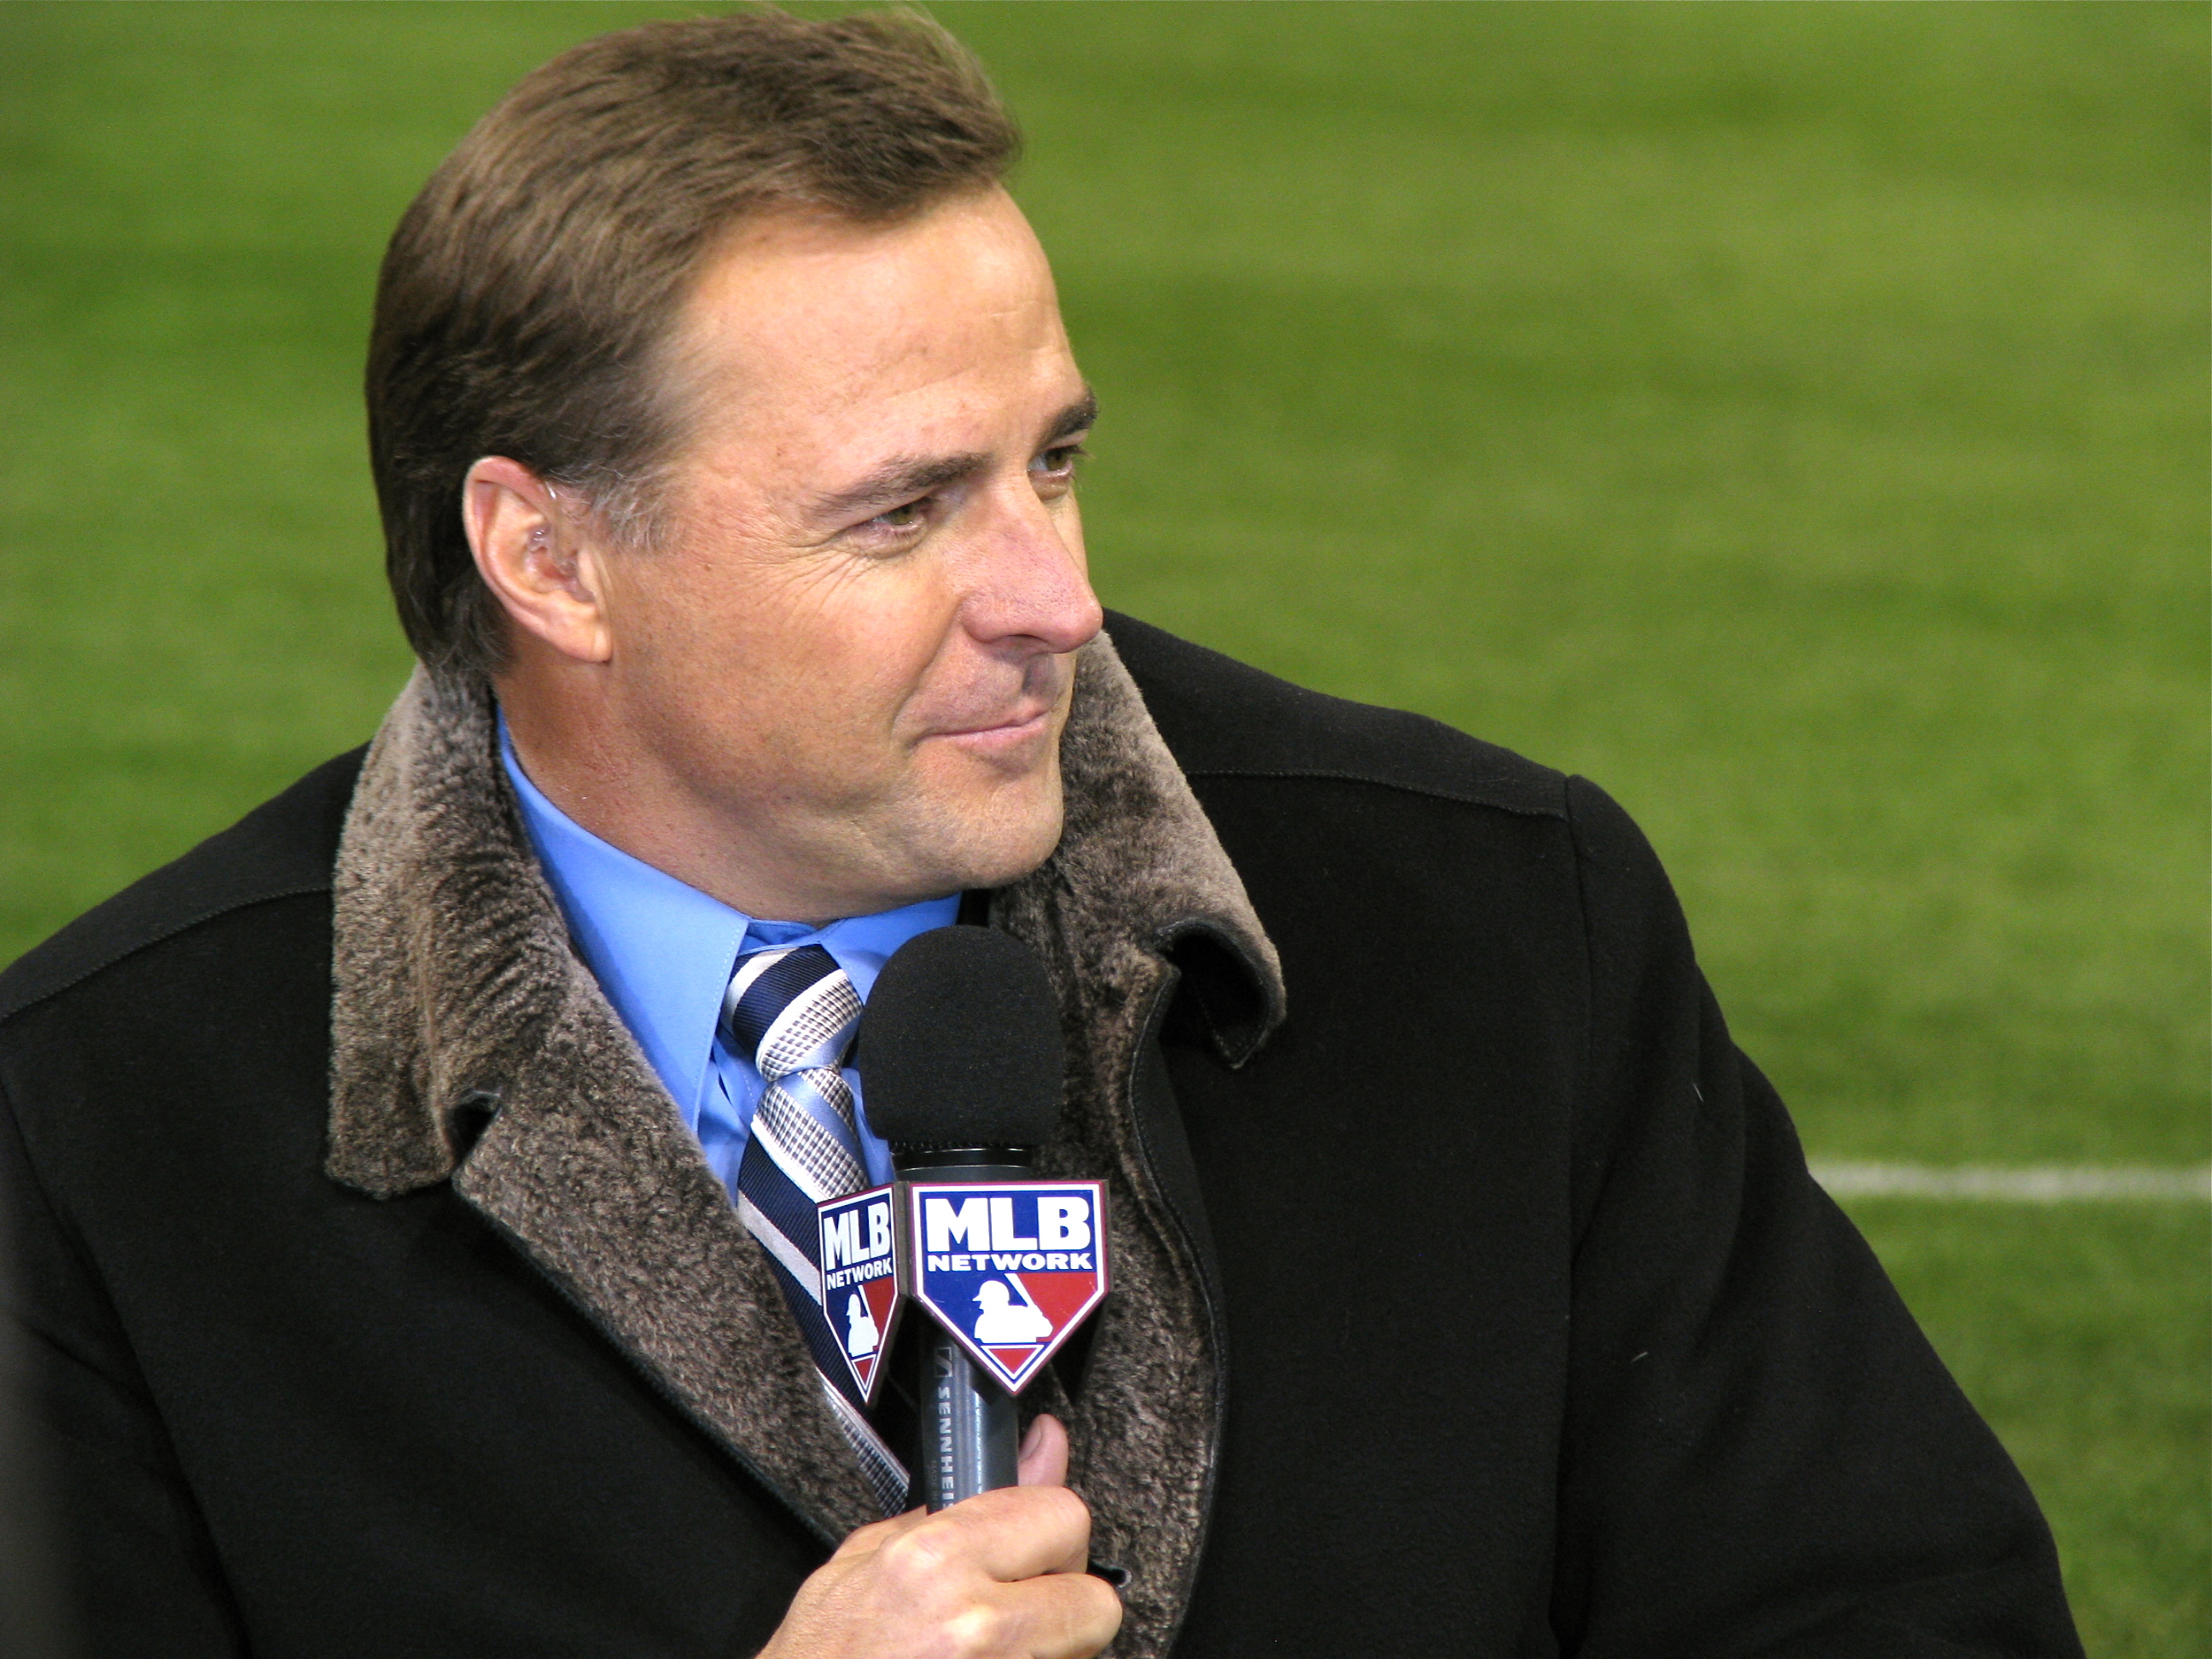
top-left (498, 715), bottom-right (960, 1126)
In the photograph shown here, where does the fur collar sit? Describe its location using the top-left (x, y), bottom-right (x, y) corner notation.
top-left (326, 630), bottom-right (1282, 1656)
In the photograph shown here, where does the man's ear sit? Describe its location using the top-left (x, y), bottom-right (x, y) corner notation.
top-left (463, 456), bottom-right (614, 665)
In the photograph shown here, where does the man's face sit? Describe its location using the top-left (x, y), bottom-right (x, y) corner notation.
top-left (585, 189), bottom-right (1101, 919)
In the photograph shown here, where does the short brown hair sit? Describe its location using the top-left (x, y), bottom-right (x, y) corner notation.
top-left (367, 9), bottom-right (1019, 679)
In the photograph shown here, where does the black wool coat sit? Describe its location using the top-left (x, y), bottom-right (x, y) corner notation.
top-left (1, 614), bottom-right (2081, 1658)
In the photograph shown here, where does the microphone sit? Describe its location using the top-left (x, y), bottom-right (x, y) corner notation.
top-left (858, 926), bottom-right (1065, 1510)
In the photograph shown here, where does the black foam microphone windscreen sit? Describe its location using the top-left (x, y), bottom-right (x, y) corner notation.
top-left (856, 926), bottom-right (1064, 1150)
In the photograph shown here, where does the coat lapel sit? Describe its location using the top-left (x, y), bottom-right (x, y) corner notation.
top-left (450, 1004), bottom-right (885, 1544)
top-left (324, 667), bottom-right (879, 1540)
top-left (991, 637), bottom-right (1282, 1656)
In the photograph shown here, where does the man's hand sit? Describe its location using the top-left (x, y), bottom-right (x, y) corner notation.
top-left (758, 1415), bottom-right (1121, 1659)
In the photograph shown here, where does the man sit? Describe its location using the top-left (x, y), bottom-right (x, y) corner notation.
top-left (0, 11), bottom-right (2082, 1657)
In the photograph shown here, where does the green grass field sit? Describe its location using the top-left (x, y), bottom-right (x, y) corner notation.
top-left (1, 3), bottom-right (2203, 1650)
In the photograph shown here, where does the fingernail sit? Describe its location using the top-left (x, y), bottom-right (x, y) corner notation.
top-left (1019, 1417), bottom-right (1043, 1457)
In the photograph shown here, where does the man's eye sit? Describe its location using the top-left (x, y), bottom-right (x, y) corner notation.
top-left (869, 500), bottom-right (927, 530)
top-left (1037, 444), bottom-right (1086, 474)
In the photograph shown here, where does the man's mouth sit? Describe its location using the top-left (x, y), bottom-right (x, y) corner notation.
top-left (931, 704), bottom-right (1054, 743)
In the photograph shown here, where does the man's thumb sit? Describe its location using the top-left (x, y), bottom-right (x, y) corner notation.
top-left (1016, 1412), bottom-right (1069, 1487)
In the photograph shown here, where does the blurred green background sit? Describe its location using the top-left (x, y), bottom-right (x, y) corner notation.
top-left (1, 3), bottom-right (2203, 1650)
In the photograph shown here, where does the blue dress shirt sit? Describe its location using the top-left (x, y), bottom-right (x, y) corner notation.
top-left (499, 719), bottom-right (959, 1198)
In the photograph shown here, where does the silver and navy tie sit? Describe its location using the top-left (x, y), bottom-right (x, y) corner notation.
top-left (724, 943), bottom-right (909, 1515)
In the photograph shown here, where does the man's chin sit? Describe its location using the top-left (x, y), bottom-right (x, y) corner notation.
top-left (951, 818), bottom-right (1064, 894)
top-left (909, 783), bottom-right (1065, 898)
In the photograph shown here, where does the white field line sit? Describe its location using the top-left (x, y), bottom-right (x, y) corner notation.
top-left (1811, 1161), bottom-right (2212, 1202)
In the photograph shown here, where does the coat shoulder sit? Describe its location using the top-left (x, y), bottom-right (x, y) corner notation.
top-left (0, 748), bottom-right (364, 1026)
top-left (1106, 612), bottom-right (1566, 820)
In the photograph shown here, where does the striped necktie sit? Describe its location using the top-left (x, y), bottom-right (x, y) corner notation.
top-left (723, 944), bottom-right (909, 1515)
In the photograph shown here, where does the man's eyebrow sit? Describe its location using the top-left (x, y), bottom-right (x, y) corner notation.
top-left (812, 452), bottom-right (989, 521)
top-left (1043, 389), bottom-right (1099, 446)
top-left (809, 390), bottom-right (1100, 522)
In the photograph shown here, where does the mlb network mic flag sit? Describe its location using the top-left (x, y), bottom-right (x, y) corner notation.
top-left (903, 1181), bottom-right (1109, 1393)
top-left (818, 1185), bottom-right (901, 1403)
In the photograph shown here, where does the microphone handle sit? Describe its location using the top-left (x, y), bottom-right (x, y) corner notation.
top-left (895, 1150), bottom-right (1031, 1511)
top-left (920, 1325), bottom-right (1016, 1508)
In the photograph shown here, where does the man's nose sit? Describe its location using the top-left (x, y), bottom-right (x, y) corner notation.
top-left (958, 481), bottom-right (1103, 655)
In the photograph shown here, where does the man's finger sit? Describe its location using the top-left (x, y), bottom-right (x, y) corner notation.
top-left (888, 1482), bottom-right (1092, 1586)
top-left (987, 1563), bottom-right (1124, 1659)
top-left (1016, 1412), bottom-right (1069, 1487)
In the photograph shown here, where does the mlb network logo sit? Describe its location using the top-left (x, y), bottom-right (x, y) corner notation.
top-left (818, 1187), bottom-right (901, 1403)
top-left (903, 1181), bottom-right (1109, 1392)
